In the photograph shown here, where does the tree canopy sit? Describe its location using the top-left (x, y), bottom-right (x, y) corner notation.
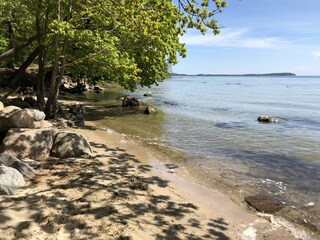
top-left (0, 0), bottom-right (227, 116)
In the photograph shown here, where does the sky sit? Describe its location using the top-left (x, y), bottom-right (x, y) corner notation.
top-left (172, 0), bottom-right (320, 76)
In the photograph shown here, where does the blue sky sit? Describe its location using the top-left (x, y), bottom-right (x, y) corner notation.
top-left (172, 0), bottom-right (320, 75)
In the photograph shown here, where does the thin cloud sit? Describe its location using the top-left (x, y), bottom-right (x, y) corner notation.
top-left (311, 51), bottom-right (320, 57)
top-left (181, 28), bottom-right (289, 49)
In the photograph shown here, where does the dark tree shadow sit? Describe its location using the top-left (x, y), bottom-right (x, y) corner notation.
top-left (0, 138), bottom-right (231, 239)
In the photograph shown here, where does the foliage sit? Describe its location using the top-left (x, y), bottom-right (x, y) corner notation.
top-left (0, 0), bottom-right (227, 91)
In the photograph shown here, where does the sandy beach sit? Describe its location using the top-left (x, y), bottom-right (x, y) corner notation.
top-left (0, 119), bottom-right (309, 239)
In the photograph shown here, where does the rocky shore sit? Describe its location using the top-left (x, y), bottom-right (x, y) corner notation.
top-left (0, 97), bottom-right (313, 239)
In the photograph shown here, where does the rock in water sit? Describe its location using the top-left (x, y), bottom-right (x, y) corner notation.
top-left (0, 128), bottom-right (56, 161)
top-left (122, 96), bottom-right (141, 107)
top-left (245, 195), bottom-right (284, 213)
top-left (144, 107), bottom-right (156, 114)
top-left (257, 115), bottom-right (272, 123)
top-left (143, 92), bottom-right (152, 97)
top-left (0, 165), bottom-right (25, 195)
top-left (51, 131), bottom-right (92, 158)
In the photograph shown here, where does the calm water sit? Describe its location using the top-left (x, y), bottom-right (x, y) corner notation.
top-left (84, 76), bottom-right (320, 234)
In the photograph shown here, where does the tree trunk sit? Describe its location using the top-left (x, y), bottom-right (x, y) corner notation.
top-left (36, 46), bottom-right (46, 110)
top-left (9, 46), bottom-right (42, 87)
top-left (45, 0), bottom-right (62, 118)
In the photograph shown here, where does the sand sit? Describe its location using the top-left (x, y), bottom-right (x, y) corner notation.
top-left (0, 121), bottom-right (307, 239)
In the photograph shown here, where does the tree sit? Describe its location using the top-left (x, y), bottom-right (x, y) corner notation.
top-left (0, 0), bottom-right (227, 117)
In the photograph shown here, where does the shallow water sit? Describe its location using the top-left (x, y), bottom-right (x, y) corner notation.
top-left (83, 76), bottom-right (320, 235)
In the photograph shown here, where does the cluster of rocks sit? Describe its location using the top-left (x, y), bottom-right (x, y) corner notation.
top-left (0, 102), bottom-right (92, 195)
top-left (121, 96), bottom-right (156, 115)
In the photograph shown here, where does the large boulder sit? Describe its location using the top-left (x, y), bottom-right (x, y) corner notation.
top-left (0, 165), bottom-right (25, 195)
top-left (0, 153), bottom-right (35, 179)
top-left (0, 128), bottom-right (56, 161)
top-left (0, 106), bottom-right (35, 132)
top-left (51, 131), bottom-right (92, 158)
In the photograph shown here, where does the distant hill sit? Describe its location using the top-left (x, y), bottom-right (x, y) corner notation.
top-left (171, 72), bottom-right (296, 77)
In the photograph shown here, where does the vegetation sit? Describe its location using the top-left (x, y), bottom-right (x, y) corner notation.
top-left (0, 0), bottom-right (227, 118)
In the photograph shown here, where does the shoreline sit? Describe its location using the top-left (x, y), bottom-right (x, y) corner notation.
top-left (0, 119), bottom-right (307, 239)
top-left (75, 122), bottom-right (314, 239)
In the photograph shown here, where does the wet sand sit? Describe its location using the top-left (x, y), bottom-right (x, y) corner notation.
top-left (0, 119), bottom-right (310, 239)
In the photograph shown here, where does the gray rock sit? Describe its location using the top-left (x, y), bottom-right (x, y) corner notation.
top-left (25, 109), bottom-right (46, 121)
top-left (0, 101), bottom-right (4, 111)
top-left (143, 92), bottom-right (152, 97)
top-left (0, 128), bottom-right (56, 161)
top-left (0, 165), bottom-right (25, 195)
top-left (0, 153), bottom-right (36, 179)
top-left (51, 131), bottom-right (92, 158)
top-left (245, 195), bottom-right (284, 213)
top-left (0, 107), bottom-right (35, 132)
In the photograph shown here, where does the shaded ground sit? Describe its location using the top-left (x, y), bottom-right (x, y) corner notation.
top-left (0, 137), bottom-right (231, 240)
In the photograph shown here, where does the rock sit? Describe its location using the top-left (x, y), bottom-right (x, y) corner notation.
top-left (164, 101), bottom-right (178, 106)
top-left (0, 128), bottom-right (56, 161)
top-left (69, 104), bottom-right (86, 115)
top-left (257, 116), bottom-right (272, 123)
top-left (25, 109), bottom-right (46, 121)
top-left (245, 195), bottom-right (284, 213)
top-left (122, 96), bottom-right (141, 107)
top-left (33, 120), bottom-right (53, 129)
top-left (0, 153), bottom-right (36, 179)
top-left (0, 106), bottom-right (21, 116)
top-left (144, 107), bottom-right (156, 114)
top-left (74, 115), bottom-right (85, 127)
top-left (51, 131), bottom-right (92, 158)
top-left (0, 107), bottom-right (35, 132)
top-left (21, 159), bottom-right (42, 169)
top-left (23, 96), bottom-right (37, 107)
top-left (0, 165), bottom-right (25, 195)
top-left (143, 92), bottom-right (152, 97)
top-left (10, 98), bottom-right (31, 109)
top-left (0, 101), bottom-right (4, 111)
top-left (257, 116), bottom-right (287, 123)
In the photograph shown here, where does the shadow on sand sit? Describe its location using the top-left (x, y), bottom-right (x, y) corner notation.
top-left (0, 135), bottom-right (231, 239)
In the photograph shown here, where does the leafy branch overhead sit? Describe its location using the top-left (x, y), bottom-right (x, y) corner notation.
top-left (0, 0), bottom-right (227, 115)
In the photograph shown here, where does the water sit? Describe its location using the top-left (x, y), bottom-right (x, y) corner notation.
top-left (84, 76), bottom-right (320, 234)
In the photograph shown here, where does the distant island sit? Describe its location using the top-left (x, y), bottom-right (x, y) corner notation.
top-left (171, 72), bottom-right (296, 77)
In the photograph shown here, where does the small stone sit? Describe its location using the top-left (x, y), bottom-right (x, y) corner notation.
top-left (144, 107), bottom-right (156, 114)
top-left (245, 195), bottom-right (284, 213)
